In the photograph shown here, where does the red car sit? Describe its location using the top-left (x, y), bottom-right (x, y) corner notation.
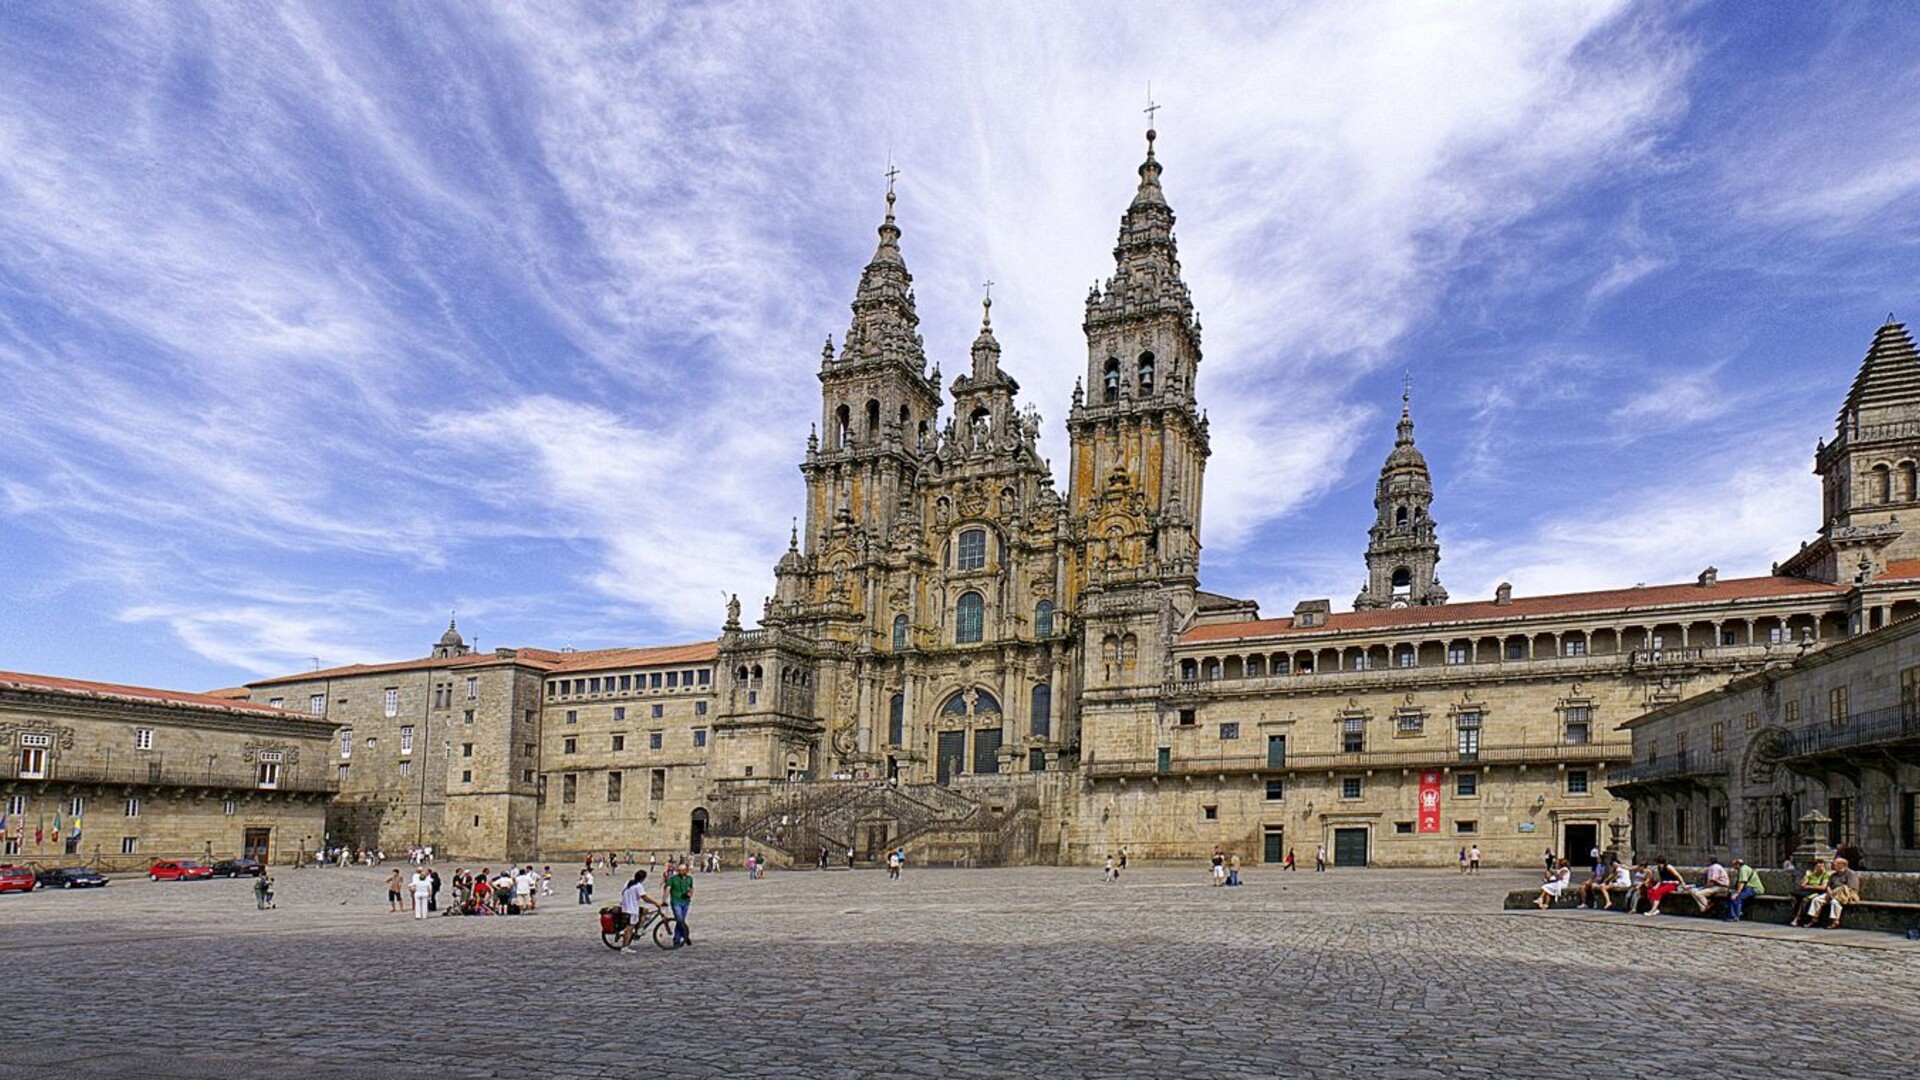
top-left (0, 865), bottom-right (35, 893)
top-left (148, 860), bottom-right (214, 882)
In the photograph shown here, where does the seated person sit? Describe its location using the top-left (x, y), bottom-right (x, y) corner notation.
top-left (1597, 859), bottom-right (1633, 910)
top-left (1621, 863), bottom-right (1652, 914)
top-left (1687, 858), bottom-right (1731, 913)
top-left (1803, 857), bottom-right (1860, 929)
top-left (1578, 860), bottom-right (1613, 909)
top-left (1787, 860), bottom-right (1832, 927)
top-left (1534, 859), bottom-right (1574, 909)
top-left (1643, 858), bottom-right (1686, 916)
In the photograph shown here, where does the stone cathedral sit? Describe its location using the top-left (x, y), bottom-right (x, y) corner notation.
top-left (211, 130), bottom-right (1920, 871)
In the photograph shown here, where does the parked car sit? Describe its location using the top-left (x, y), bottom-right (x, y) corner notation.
top-left (0, 865), bottom-right (35, 893)
top-left (35, 866), bottom-right (109, 889)
top-left (148, 861), bottom-right (214, 882)
top-left (210, 858), bottom-right (265, 878)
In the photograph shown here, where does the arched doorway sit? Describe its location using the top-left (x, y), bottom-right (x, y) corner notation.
top-left (689, 808), bottom-right (709, 855)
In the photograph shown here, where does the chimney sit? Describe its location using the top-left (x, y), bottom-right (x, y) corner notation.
top-left (1494, 582), bottom-right (1513, 606)
top-left (1292, 599), bottom-right (1332, 629)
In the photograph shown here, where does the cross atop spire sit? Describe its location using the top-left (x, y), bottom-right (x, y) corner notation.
top-left (981, 278), bottom-right (995, 326)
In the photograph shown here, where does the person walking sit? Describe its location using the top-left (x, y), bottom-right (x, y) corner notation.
top-left (578, 867), bottom-right (594, 905)
top-left (1459, 847), bottom-right (1469, 875)
top-left (1315, 845), bottom-right (1327, 873)
top-left (409, 868), bottom-right (432, 920)
top-left (1468, 844), bottom-right (1482, 874)
top-left (666, 861), bottom-right (695, 947)
top-left (1118, 847), bottom-right (1129, 871)
top-left (386, 867), bottom-right (404, 913)
top-left (427, 868), bottom-right (441, 913)
top-left (1285, 848), bottom-right (1297, 872)
top-left (1103, 855), bottom-right (1117, 882)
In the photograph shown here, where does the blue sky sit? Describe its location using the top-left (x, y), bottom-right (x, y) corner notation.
top-left (3, 3), bottom-right (1918, 692)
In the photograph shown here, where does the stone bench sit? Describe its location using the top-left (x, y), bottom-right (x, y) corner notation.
top-left (1504, 886), bottom-right (1920, 935)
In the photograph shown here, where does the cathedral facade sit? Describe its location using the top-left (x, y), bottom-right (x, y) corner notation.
top-left (222, 134), bottom-right (1920, 869)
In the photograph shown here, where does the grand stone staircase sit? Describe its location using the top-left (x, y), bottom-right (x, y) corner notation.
top-left (709, 779), bottom-right (1042, 868)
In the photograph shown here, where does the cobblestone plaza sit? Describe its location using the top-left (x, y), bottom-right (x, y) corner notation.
top-left (1, 866), bottom-right (1915, 1078)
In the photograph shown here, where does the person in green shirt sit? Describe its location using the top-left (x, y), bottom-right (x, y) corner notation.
top-left (1724, 857), bottom-right (1764, 921)
top-left (665, 862), bottom-right (695, 947)
top-left (1788, 860), bottom-right (1831, 927)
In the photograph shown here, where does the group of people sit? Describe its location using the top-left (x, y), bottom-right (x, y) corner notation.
top-left (1455, 845), bottom-right (1484, 874)
top-left (1535, 853), bottom-right (1863, 928)
top-left (611, 863), bottom-right (695, 953)
top-left (1209, 848), bottom-right (1243, 886)
top-left (386, 864), bottom-right (553, 918)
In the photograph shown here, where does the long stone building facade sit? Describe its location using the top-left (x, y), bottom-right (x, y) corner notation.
top-left (184, 136), bottom-right (1920, 868)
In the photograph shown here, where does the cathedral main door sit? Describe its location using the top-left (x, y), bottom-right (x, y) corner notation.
top-left (936, 730), bottom-right (966, 786)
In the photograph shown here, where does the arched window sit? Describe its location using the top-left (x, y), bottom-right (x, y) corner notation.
top-left (956, 528), bottom-right (987, 571)
top-left (1034, 600), bottom-right (1054, 638)
top-left (1395, 506), bottom-right (1409, 527)
top-left (1103, 358), bottom-right (1121, 403)
top-left (941, 694), bottom-right (970, 717)
top-left (834, 404), bottom-right (851, 449)
top-left (956, 591), bottom-right (985, 643)
top-left (866, 398), bottom-right (882, 442)
top-left (1875, 464), bottom-right (1893, 504)
top-left (1392, 567), bottom-right (1412, 593)
top-left (1030, 684), bottom-right (1051, 739)
top-left (888, 693), bottom-right (905, 746)
top-left (892, 614), bottom-right (909, 651)
top-left (1137, 351), bottom-right (1155, 395)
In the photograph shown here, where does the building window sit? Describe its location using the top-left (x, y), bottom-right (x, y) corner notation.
top-left (256, 758), bottom-right (280, 789)
top-left (1447, 644), bottom-right (1469, 665)
top-left (135, 728), bottom-right (153, 751)
top-left (1455, 820), bottom-right (1477, 834)
top-left (462, 743), bottom-right (473, 758)
top-left (1029, 749), bottom-right (1047, 773)
top-left (125, 797), bottom-right (140, 818)
top-left (1785, 699), bottom-right (1800, 724)
top-left (383, 687), bottom-right (399, 717)
top-left (667, 672), bottom-right (679, 689)
top-left (607, 771), bottom-right (623, 803)
top-left (309, 694), bottom-right (325, 717)
top-left (1456, 711), bottom-right (1482, 761)
top-left (693, 729), bottom-right (708, 748)
top-left (121, 837), bottom-right (138, 855)
top-left (4, 796), bottom-right (22, 816)
top-left (1829, 686), bottom-right (1849, 727)
top-left (1219, 722), bottom-right (1240, 741)
top-left (563, 737), bottom-right (577, 754)
top-left (695, 700), bottom-right (708, 716)
top-left (1396, 648), bottom-right (1415, 669)
top-left (1034, 600), bottom-right (1054, 638)
top-left (268, 697), bottom-right (284, 708)
top-left (1674, 807), bottom-right (1691, 846)
top-left (565, 709), bottom-right (577, 724)
top-left (1156, 747), bottom-right (1171, 774)
top-left (1828, 796), bottom-right (1856, 845)
top-left (1567, 769), bottom-right (1590, 795)
top-left (400, 726), bottom-right (414, 755)
top-left (614, 706), bottom-right (626, 722)
top-left (337, 729), bottom-right (352, 759)
top-left (612, 735), bottom-right (626, 752)
top-left (650, 769), bottom-right (666, 800)
top-left (1265, 779), bottom-right (1285, 801)
top-left (16, 744), bottom-right (45, 780)
top-left (561, 774), bottom-right (577, 804)
top-left (1395, 711), bottom-right (1423, 736)
top-left (466, 676), bottom-right (478, 699)
top-left (889, 694), bottom-right (906, 746)
top-left (1902, 792), bottom-right (1919, 850)
top-left (1395, 821), bottom-right (1414, 835)
top-left (1178, 709), bottom-right (1198, 727)
top-left (893, 614), bottom-right (909, 650)
top-left (1341, 777), bottom-right (1362, 800)
top-left (460, 769), bottom-right (472, 784)
top-left (1342, 717), bottom-right (1366, 754)
top-left (1202, 805), bottom-right (1218, 820)
top-left (956, 591), bottom-right (985, 643)
top-left (1505, 641), bottom-right (1525, 661)
top-left (651, 673), bottom-right (663, 689)
top-left (1745, 711), bottom-right (1758, 731)
top-left (399, 760), bottom-right (412, 778)
top-left (649, 731), bottom-right (663, 750)
top-left (1563, 706), bottom-right (1591, 745)
top-left (1563, 638), bottom-right (1587, 657)
top-left (651, 704), bottom-right (664, 719)
top-left (223, 800), bottom-right (235, 816)
top-left (1711, 722), bottom-right (1725, 752)
top-left (463, 709), bottom-right (474, 724)
top-left (70, 796), bottom-right (84, 818)
top-left (522, 768), bottom-right (535, 783)
top-left (1456, 772), bottom-right (1478, 797)
top-left (698, 669), bottom-right (711, 685)
top-left (1266, 734), bottom-right (1287, 768)
top-left (1710, 804), bottom-right (1728, 847)
top-left (957, 528), bottom-right (987, 571)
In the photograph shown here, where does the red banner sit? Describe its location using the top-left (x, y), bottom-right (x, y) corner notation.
top-left (1418, 770), bottom-right (1442, 833)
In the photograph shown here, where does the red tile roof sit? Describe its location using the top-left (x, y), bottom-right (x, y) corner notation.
top-left (246, 641), bottom-right (721, 687)
top-left (0, 669), bottom-right (308, 720)
top-left (1179, 574), bottom-right (1847, 645)
top-left (1882, 559), bottom-right (1920, 581)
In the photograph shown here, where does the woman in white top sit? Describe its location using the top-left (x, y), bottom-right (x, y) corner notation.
top-left (1534, 859), bottom-right (1574, 909)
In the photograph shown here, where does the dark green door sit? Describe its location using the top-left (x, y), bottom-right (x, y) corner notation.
top-left (1263, 827), bottom-right (1285, 864)
top-left (936, 730), bottom-right (966, 785)
top-left (1333, 827), bottom-right (1368, 868)
top-left (1266, 734), bottom-right (1287, 768)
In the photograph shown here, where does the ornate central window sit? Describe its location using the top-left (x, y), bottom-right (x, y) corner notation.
top-left (956, 591), bottom-right (984, 643)
top-left (957, 529), bottom-right (987, 571)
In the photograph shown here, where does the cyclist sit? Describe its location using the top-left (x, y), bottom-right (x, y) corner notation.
top-left (616, 869), bottom-right (660, 953)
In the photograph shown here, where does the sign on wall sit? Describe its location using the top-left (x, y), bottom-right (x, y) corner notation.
top-left (1417, 770), bottom-right (1441, 833)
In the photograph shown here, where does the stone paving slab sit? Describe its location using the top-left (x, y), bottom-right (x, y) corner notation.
top-left (0, 865), bottom-right (1913, 1078)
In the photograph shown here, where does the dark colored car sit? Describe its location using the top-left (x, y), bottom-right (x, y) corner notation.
top-left (35, 866), bottom-right (108, 889)
top-left (210, 858), bottom-right (265, 878)
top-left (0, 865), bottom-right (36, 893)
top-left (148, 860), bottom-right (214, 882)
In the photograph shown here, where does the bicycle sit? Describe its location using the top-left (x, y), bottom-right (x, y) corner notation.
top-left (598, 905), bottom-right (680, 951)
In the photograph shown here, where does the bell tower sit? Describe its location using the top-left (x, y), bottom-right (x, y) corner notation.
top-left (1355, 388), bottom-right (1447, 610)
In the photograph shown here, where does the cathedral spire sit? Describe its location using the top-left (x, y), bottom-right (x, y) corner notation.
top-left (1356, 387), bottom-right (1446, 610)
top-left (832, 171), bottom-right (927, 377)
